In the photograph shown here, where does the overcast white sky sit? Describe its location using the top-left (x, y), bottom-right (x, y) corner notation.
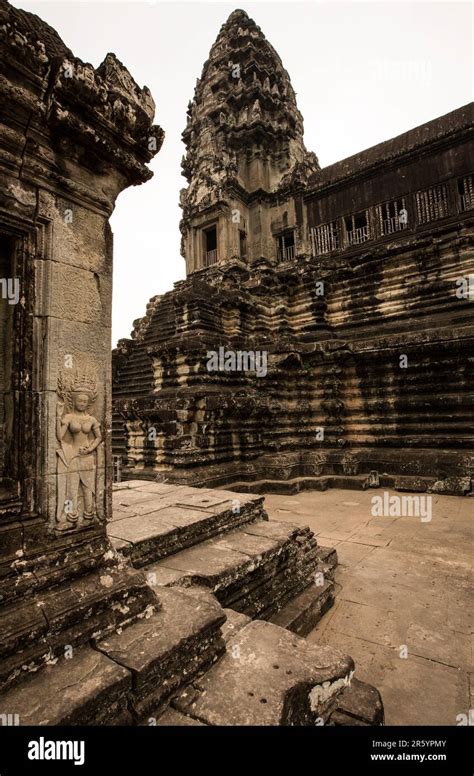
top-left (12, 0), bottom-right (473, 345)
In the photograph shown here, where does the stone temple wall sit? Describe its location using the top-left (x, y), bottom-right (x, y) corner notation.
top-left (112, 11), bottom-right (473, 496)
top-left (112, 190), bottom-right (474, 494)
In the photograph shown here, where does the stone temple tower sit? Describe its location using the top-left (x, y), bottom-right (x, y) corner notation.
top-left (180, 9), bottom-right (319, 274)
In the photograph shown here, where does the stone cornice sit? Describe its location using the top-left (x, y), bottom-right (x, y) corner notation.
top-left (0, 0), bottom-right (164, 208)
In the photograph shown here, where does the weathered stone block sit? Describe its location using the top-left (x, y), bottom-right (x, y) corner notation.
top-left (0, 646), bottom-right (132, 725)
top-left (172, 620), bottom-right (354, 725)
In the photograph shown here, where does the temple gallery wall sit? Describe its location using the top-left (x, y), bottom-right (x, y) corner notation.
top-left (0, 0), bottom-right (471, 730)
top-left (112, 12), bottom-right (474, 497)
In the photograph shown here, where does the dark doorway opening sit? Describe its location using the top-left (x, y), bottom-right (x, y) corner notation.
top-left (239, 230), bottom-right (247, 260)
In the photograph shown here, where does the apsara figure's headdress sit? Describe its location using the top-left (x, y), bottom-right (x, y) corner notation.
top-left (71, 373), bottom-right (97, 400)
top-left (58, 367), bottom-right (98, 408)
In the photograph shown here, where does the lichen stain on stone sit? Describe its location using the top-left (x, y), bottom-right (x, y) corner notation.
top-left (22, 660), bottom-right (40, 674)
top-left (14, 571), bottom-right (32, 583)
top-left (308, 668), bottom-right (354, 711)
top-left (114, 603), bottom-right (130, 615)
top-left (136, 604), bottom-right (155, 621)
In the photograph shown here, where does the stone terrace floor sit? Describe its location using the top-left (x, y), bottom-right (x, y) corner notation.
top-left (263, 488), bottom-right (472, 726)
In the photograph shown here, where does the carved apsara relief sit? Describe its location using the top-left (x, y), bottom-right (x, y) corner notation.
top-left (55, 367), bottom-right (102, 530)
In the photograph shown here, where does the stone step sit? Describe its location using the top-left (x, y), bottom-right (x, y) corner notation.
top-left (156, 678), bottom-right (385, 730)
top-left (269, 581), bottom-right (335, 636)
top-left (153, 596), bottom-right (383, 728)
top-left (0, 645), bottom-right (132, 725)
top-left (214, 475), bottom-right (374, 494)
top-left (144, 519), bottom-right (327, 626)
top-left (329, 678), bottom-right (384, 726)
top-left (315, 545), bottom-right (338, 580)
top-left (109, 481), bottom-right (266, 566)
top-left (109, 484), bottom-right (338, 636)
top-left (158, 698), bottom-right (390, 727)
top-left (156, 707), bottom-right (206, 726)
top-left (95, 586), bottom-right (225, 722)
top-left (169, 619), bottom-right (354, 725)
top-left (218, 594), bottom-right (384, 727)
top-left (0, 566), bottom-right (157, 692)
top-left (210, 472), bottom-right (467, 496)
top-left (0, 586), bottom-right (224, 726)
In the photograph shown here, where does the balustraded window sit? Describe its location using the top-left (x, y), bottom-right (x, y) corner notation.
top-left (203, 225), bottom-right (218, 266)
top-left (375, 198), bottom-right (408, 235)
top-left (310, 221), bottom-right (340, 256)
top-left (276, 230), bottom-right (295, 262)
top-left (416, 184), bottom-right (449, 223)
top-left (458, 174), bottom-right (474, 212)
top-left (344, 211), bottom-right (370, 247)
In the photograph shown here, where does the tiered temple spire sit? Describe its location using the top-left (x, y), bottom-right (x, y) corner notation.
top-left (179, 9), bottom-right (319, 272)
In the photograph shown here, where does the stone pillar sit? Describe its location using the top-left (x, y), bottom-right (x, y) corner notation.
top-left (0, 0), bottom-right (163, 687)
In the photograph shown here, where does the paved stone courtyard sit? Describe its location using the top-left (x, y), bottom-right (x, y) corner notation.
top-left (264, 488), bottom-right (472, 726)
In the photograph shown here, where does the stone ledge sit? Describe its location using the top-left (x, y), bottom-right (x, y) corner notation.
top-left (0, 645), bottom-right (132, 725)
top-left (95, 586), bottom-right (226, 721)
top-left (270, 581), bottom-right (335, 636)
top-left (172, 619), bottom-right (354, 726)
top-left (109, 481), bottom-right (266, 566)
top-left (0, 565), bottom-right (158, 692)
top-left (145, 519), bottom-right (320, 621)
top-left (329, 678), bottom-right (385, 726)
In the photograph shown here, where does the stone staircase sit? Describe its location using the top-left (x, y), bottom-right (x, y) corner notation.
top-left (104, 481), bottom-right (382, 725)
top-left (0, 564), bottom-right (157, 691)
top-left (0, 482), bottom-right (383, 727)
top-left (1, 582), bottom-right (382, 727)
top-left (108, 481), bottom-right (335, 632)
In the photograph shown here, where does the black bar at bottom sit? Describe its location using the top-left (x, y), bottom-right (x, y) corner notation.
top-left (0, 725), bottom-right (472, 774)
